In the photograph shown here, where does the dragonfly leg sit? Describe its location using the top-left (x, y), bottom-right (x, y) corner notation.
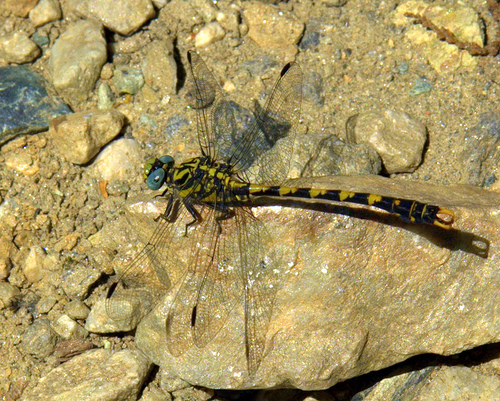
top-left (183, 200), bottom-right (201, 237)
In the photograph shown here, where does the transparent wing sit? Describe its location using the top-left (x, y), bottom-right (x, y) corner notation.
top-left (166, 203), bottom-right (243, 356)
top-left (237, 210), bottom-right (283, 376)
top-left (186, 51), bottom-right (237, 161)
top-left (105, 197), bottom-right (197, 327)
top-left (230, 62), bottom-right (303, 186)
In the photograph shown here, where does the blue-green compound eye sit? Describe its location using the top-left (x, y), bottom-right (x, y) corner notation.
top-left (159, 155), bottom-right (174, 164)
top-left (146, 168), bottom-right (165, 190)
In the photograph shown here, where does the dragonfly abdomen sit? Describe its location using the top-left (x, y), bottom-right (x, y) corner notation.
top-left (247, 184), bottom-right (454, 229)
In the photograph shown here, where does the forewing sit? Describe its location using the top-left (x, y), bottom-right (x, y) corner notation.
top-left (231, 62), bottom-right (303, 186)
top-left (186, 51), bottom-right (237, 161)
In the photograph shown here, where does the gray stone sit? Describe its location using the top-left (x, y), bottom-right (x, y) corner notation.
top-left (49, 20), bottom-right (107, 107)
top-left (61, 264), bottom-right (102, 301)
top-left (346, 109), bottom-right (427, 174)
top-left (75, 0), bottom-right (155, 36)
top-left (95, 175), bottom-right (500, 389)
top-left (65, 300), bottom-right (90, 320)
top-left (0, 32), bottom-right (40, 64)
top-left (36, 296), bottom-right (57, 314)
top-left (299, 135), bottom-right (382, 177)
top-left (29, 0), bottom-right (62, 27)
top-left (20, 349), bottom-right (153, 401)
top-left (0, 66), bottom-right (71, 146)
top-left (113, 66), bottom-right (145, 95)
top-left (49, 109), bottom-right (125, 165)
top-left (22, 319), bottom-right (58, 358)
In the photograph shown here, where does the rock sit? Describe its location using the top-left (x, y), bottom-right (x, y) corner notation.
top-left (51, 315), bottom-right (88, 340)
top-left (243, 2), bottom-right (304, 48)
top-left (139, 386), bottom-right (171, 401)
top-left (0, 236), bottom-right (12, 280)
top-left (346, 109), bottom-right (427, 174)
top-left (92, 138), bottom-right (142, 181)
top-left (20, 349), bottom-right (152, 400)
top-left (354, 365), bottom-right (500, 400)
top-left (100, 175), bottom-right (500, 389)
top-left (49, 109), bottom-right (125, 165)
top-left (113, 66), bottom-right (145, 95)
top-left (392, 1), bottom-right (483, 73)
top-left (75, 0), bottom-right (156, 36)
top-left (29, 0), bottom-right (62, 27)
top-left (36, 296), bottom-right (57, 314)
top-left (3, 0), bottom-right (38, 17)
top-left (299, 135), bottom-right (382, 177)
top-left (85, 290), bottom-right (150, 333)
top-left (97, 83), bottom-right (115, 110)
top-left (4, 146), bottom-right (39, 176)
top-left (142, 40), bottom-right (177, 94)
top-left (0, 32), bottom-right (40, 64)
top-left (65, 300), bottom-right (90, 320)
top-left (195, 22), bottom-right (226, 47)
top-left (0, 281), bottom-right (20, 309)
top-left (22, 245), bottom-right (47, 283)
top-left (61, 264), bottom-right (102, 301)
top-left (21, 319), bottom-right (58, 359)
top-left (0, 66), bottom-right (70, 145)
top-left (49, 20), bottom-right (107, 107)
top-left (393, 0), bottom-right (484, 48)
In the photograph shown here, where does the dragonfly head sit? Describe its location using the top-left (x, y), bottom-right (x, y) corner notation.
top-left (144, 155), bottom-right (175, 190)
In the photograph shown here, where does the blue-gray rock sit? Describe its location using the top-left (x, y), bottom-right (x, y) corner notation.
top-left (22, 319), bottom-right (58, 358)
top-left (0, 66), bottom-right (71, 146)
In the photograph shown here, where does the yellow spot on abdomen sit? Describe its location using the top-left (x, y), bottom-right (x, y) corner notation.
top-left (309, 188), bottom-right (327, 198)
top-left (367, 194), bottom-right (383, 205)
top-left (279, 187), bottom-right (298, 196)
top-left (339, 191), bottom-right (355, 201)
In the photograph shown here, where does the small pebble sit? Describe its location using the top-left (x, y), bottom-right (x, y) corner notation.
top-left (29, 0), bottom-right (62, 27)
top-left (93, 138), bottom-right (142, 181)
top-left (49, 109), bottom-right (125, 165)
top-left (36, 296), bottom-right (57, 314)
top-left (0, 281), bottom-right (21, 309)
top-left (97, 83), bottom-right (115, 110)
top-left (195, 22), bottom-right (226, 47)
top-left (346, 109), bottom-right (427, 174)
top-left (243, 3), bottom-right (304, 48)
top-left (65, 300), bottom-right (90, 320)
top-left (61, 264), bottom-right (102, 301)
top-left (22, 245), bottom-right (47, 284)
top-left (113, 66), bottom-right (145, 95)
top-left (22, 319), bottom-right (58, 358)
top-left (52, 314), bottom-right (88, 340)
top-left (0, 32), bottom-right (40, 64)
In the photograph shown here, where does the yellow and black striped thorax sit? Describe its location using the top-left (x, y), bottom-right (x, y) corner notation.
top-left (144, 155), bottom-right (249, 204)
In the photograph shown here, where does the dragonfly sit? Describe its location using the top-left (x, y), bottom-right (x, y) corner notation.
top-left (106, 51), bottom-right (455, 376)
